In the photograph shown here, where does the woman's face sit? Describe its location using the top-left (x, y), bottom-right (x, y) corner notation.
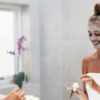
top-left (88, 24), bottom-right (100, 49)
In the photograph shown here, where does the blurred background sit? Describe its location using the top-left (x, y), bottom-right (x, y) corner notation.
top-left (0, 0), bottom-right (99, 100)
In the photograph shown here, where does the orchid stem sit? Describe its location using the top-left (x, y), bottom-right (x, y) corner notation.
top-left (17, 53), bottom-right (20, 73)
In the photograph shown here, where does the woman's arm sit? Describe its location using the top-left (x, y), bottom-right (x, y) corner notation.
top-left (82, 57), bottom-right (89, 95)
top-left (97, 85), bottom-right (100, 94)
top-left (67, 56), bottom-right (89, 100)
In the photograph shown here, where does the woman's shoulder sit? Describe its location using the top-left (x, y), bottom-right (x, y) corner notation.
top-left (82, 54), bottom-right (93, 62)
top-left (82, 54), bottom-right (94, 73)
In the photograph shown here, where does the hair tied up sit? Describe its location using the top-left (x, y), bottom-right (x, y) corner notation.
top-left (94, 3), bottom-right (100, 16)
top-left (90, 15), bottom-right (97, 21)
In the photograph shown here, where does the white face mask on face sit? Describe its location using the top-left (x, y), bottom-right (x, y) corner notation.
top-left (88, 24), bottom-right (100, 49)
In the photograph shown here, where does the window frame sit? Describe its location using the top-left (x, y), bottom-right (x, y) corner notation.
top-left (0, 4), bottom-right (22, 81)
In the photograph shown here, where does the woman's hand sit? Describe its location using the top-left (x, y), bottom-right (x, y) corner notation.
top-left (67, 86), bottom-right (88, 100)
top-left (75, 88), bottom-right (88, 100)
top-left (3, 87), bottom-right (26, 100)
top-left (80, 74), bottom-right (100, 93)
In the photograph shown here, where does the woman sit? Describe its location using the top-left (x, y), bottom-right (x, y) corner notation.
top-left (68, 3), bottom-right (100, 100)
top-left (1, 87), bottom-right (25, 100)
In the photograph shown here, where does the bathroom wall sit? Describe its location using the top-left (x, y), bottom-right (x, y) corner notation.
top-left (39, 0), bottom-right (63, 99)
top-left (40, 0), bottom-right (99, 100)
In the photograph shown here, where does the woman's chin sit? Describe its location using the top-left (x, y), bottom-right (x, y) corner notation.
top-left (94, 45), bottom-right (100, 49)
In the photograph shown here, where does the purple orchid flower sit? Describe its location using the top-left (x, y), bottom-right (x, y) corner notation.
top-left (7, 34), bottom-right (26, 55)
top-left (17, 34), bottom-right (26, 54)
top-left (7, 34), bottom-right (26, 74)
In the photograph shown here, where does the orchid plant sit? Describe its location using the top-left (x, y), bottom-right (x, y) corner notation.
top-left (7, 34), bottom-right (28, 88)
top-left (7, 34), bottom-right (26, 73)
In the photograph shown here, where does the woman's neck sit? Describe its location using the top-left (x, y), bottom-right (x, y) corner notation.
top-left (95, 49), bottom-right (100, 58)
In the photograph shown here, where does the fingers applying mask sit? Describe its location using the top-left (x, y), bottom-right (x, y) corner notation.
top-left (80, 74), bottom-right (91, 79)
top-left (80, 74), bottom-right (93, 85)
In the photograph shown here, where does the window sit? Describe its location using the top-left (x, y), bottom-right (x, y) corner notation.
top-left (0, 5), bottom-right (21, 78)
top-left (0, 10), bottom-right (14, 77)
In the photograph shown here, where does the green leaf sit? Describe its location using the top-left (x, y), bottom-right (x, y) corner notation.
top-left (13, 72), bottom-right (28, 88)
top-left (70, 90), bottom-right (74, 99)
